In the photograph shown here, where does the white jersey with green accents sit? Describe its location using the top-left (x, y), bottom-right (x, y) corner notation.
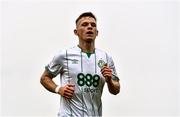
top-left (46, 46), bottom-right (119, 117)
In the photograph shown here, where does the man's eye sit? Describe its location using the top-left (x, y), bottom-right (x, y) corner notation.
top-left (91, 23), bottom-right (96, 27)
top-left (82, 23), bottom-right (88, 26)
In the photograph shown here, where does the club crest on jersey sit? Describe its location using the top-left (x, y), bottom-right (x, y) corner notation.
top-left (98, 59), bottom-right (106, 68)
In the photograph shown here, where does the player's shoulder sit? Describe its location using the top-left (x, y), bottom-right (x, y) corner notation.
top-left (55, 46), bottom-right (79, 56)
top-left (66, 46), bottom-right (80, 52)
top-left (95, 48), bottom-right (106, 53)
top-left (95, 48), bottom-right (112, 58)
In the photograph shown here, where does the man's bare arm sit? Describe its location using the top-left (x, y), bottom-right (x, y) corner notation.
top-left (40, 70), bottom-right (57, 93)
top-left (106, 79), bottom-right (120, 95)
top-left (101, 64), bottom-right (120, 95)
top-left (40, 70), bottom-right (75, 98)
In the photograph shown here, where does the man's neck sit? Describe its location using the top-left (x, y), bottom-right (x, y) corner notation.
top-left (78, 41), bottom-right (95, 53)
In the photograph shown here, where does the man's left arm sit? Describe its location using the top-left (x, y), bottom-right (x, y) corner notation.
top-left (101, 64), bottom-right (120, 95)
top-left (106, 78), bottom-right (120, 95)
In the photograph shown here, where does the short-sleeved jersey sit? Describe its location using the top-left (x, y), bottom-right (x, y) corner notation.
top-left (46, 46), bottom-right (119, 117)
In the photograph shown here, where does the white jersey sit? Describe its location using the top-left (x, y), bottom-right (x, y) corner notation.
top-left (46, 46), bottom-right (119, 117)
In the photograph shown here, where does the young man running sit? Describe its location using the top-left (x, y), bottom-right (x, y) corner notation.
top-left (40, 12), bottom-right (120, 117)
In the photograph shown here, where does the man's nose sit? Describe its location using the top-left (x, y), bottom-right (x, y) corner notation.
top-left (87, 24), bottom-right (93, 30)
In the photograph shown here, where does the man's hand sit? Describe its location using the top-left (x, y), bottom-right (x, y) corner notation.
top-left (58, 84), bottom-right (75, 99)
top-left (101, 63), bottom-right (112, 82)
top-left (101, 63), bottom-right (120, 95)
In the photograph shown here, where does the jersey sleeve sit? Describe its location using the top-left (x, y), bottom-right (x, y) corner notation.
top-left (107, 54), bottom-right (120, 80)
top-left (45, 53), bottom-right (64, 77)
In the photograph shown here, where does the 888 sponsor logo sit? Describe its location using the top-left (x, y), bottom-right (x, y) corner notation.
top-left (77, 73), bottom-right (100, 87)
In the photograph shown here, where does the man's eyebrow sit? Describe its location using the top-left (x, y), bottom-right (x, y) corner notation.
top-left (77, 20), bottom-right (96, 26)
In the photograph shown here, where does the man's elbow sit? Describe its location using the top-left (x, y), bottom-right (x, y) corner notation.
top-left (40, 75), bottom-right (46, 86)
top-left (111, 88), bottom-right (120, 95)
top-left (40, 77), bottom-right (43, 85)
top-left (109, 84), bottom-right (120, 95)
top-left (111, 81), bottom-right (120, 95)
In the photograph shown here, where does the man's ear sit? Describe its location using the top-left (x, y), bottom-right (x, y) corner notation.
top-left (74, 29), bottom-right (78, 35)
top-left (96, 30), bottom-right (99, 36)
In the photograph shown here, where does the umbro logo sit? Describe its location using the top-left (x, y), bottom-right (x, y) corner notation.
top-left (66, 58), bottom-right (79, 64)
top-left (72, 59), bottom-right (79, 64)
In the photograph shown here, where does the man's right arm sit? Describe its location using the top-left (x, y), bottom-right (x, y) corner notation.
top-left (40, 70), bottom-right (75, 99)
top-left (40, 70), bottom-right (58, 94)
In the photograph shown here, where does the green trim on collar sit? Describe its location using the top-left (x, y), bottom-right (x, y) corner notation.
top-left (86, 52), bottom-right (92, 58)
top-left (77, 45), bottom-right (95, 58)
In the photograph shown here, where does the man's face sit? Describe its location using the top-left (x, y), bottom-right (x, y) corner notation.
top-left (75, 17), bottom-right (98, 42)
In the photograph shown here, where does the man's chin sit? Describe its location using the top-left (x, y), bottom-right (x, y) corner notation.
top-left (85, 38), bottom-right (94, 43)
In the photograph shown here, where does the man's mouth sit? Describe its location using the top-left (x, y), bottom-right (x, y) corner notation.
top-left (86, 31), bottom-right (94, 34)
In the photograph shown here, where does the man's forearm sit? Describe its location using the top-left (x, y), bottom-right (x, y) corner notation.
top-left (40, 71), bottom-right (57, 93)
top-left (107, 79), bottom-right (120, 95)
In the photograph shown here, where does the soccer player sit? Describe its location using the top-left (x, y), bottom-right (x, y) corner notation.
top-left (40, 12), bottom-right (120, 117)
